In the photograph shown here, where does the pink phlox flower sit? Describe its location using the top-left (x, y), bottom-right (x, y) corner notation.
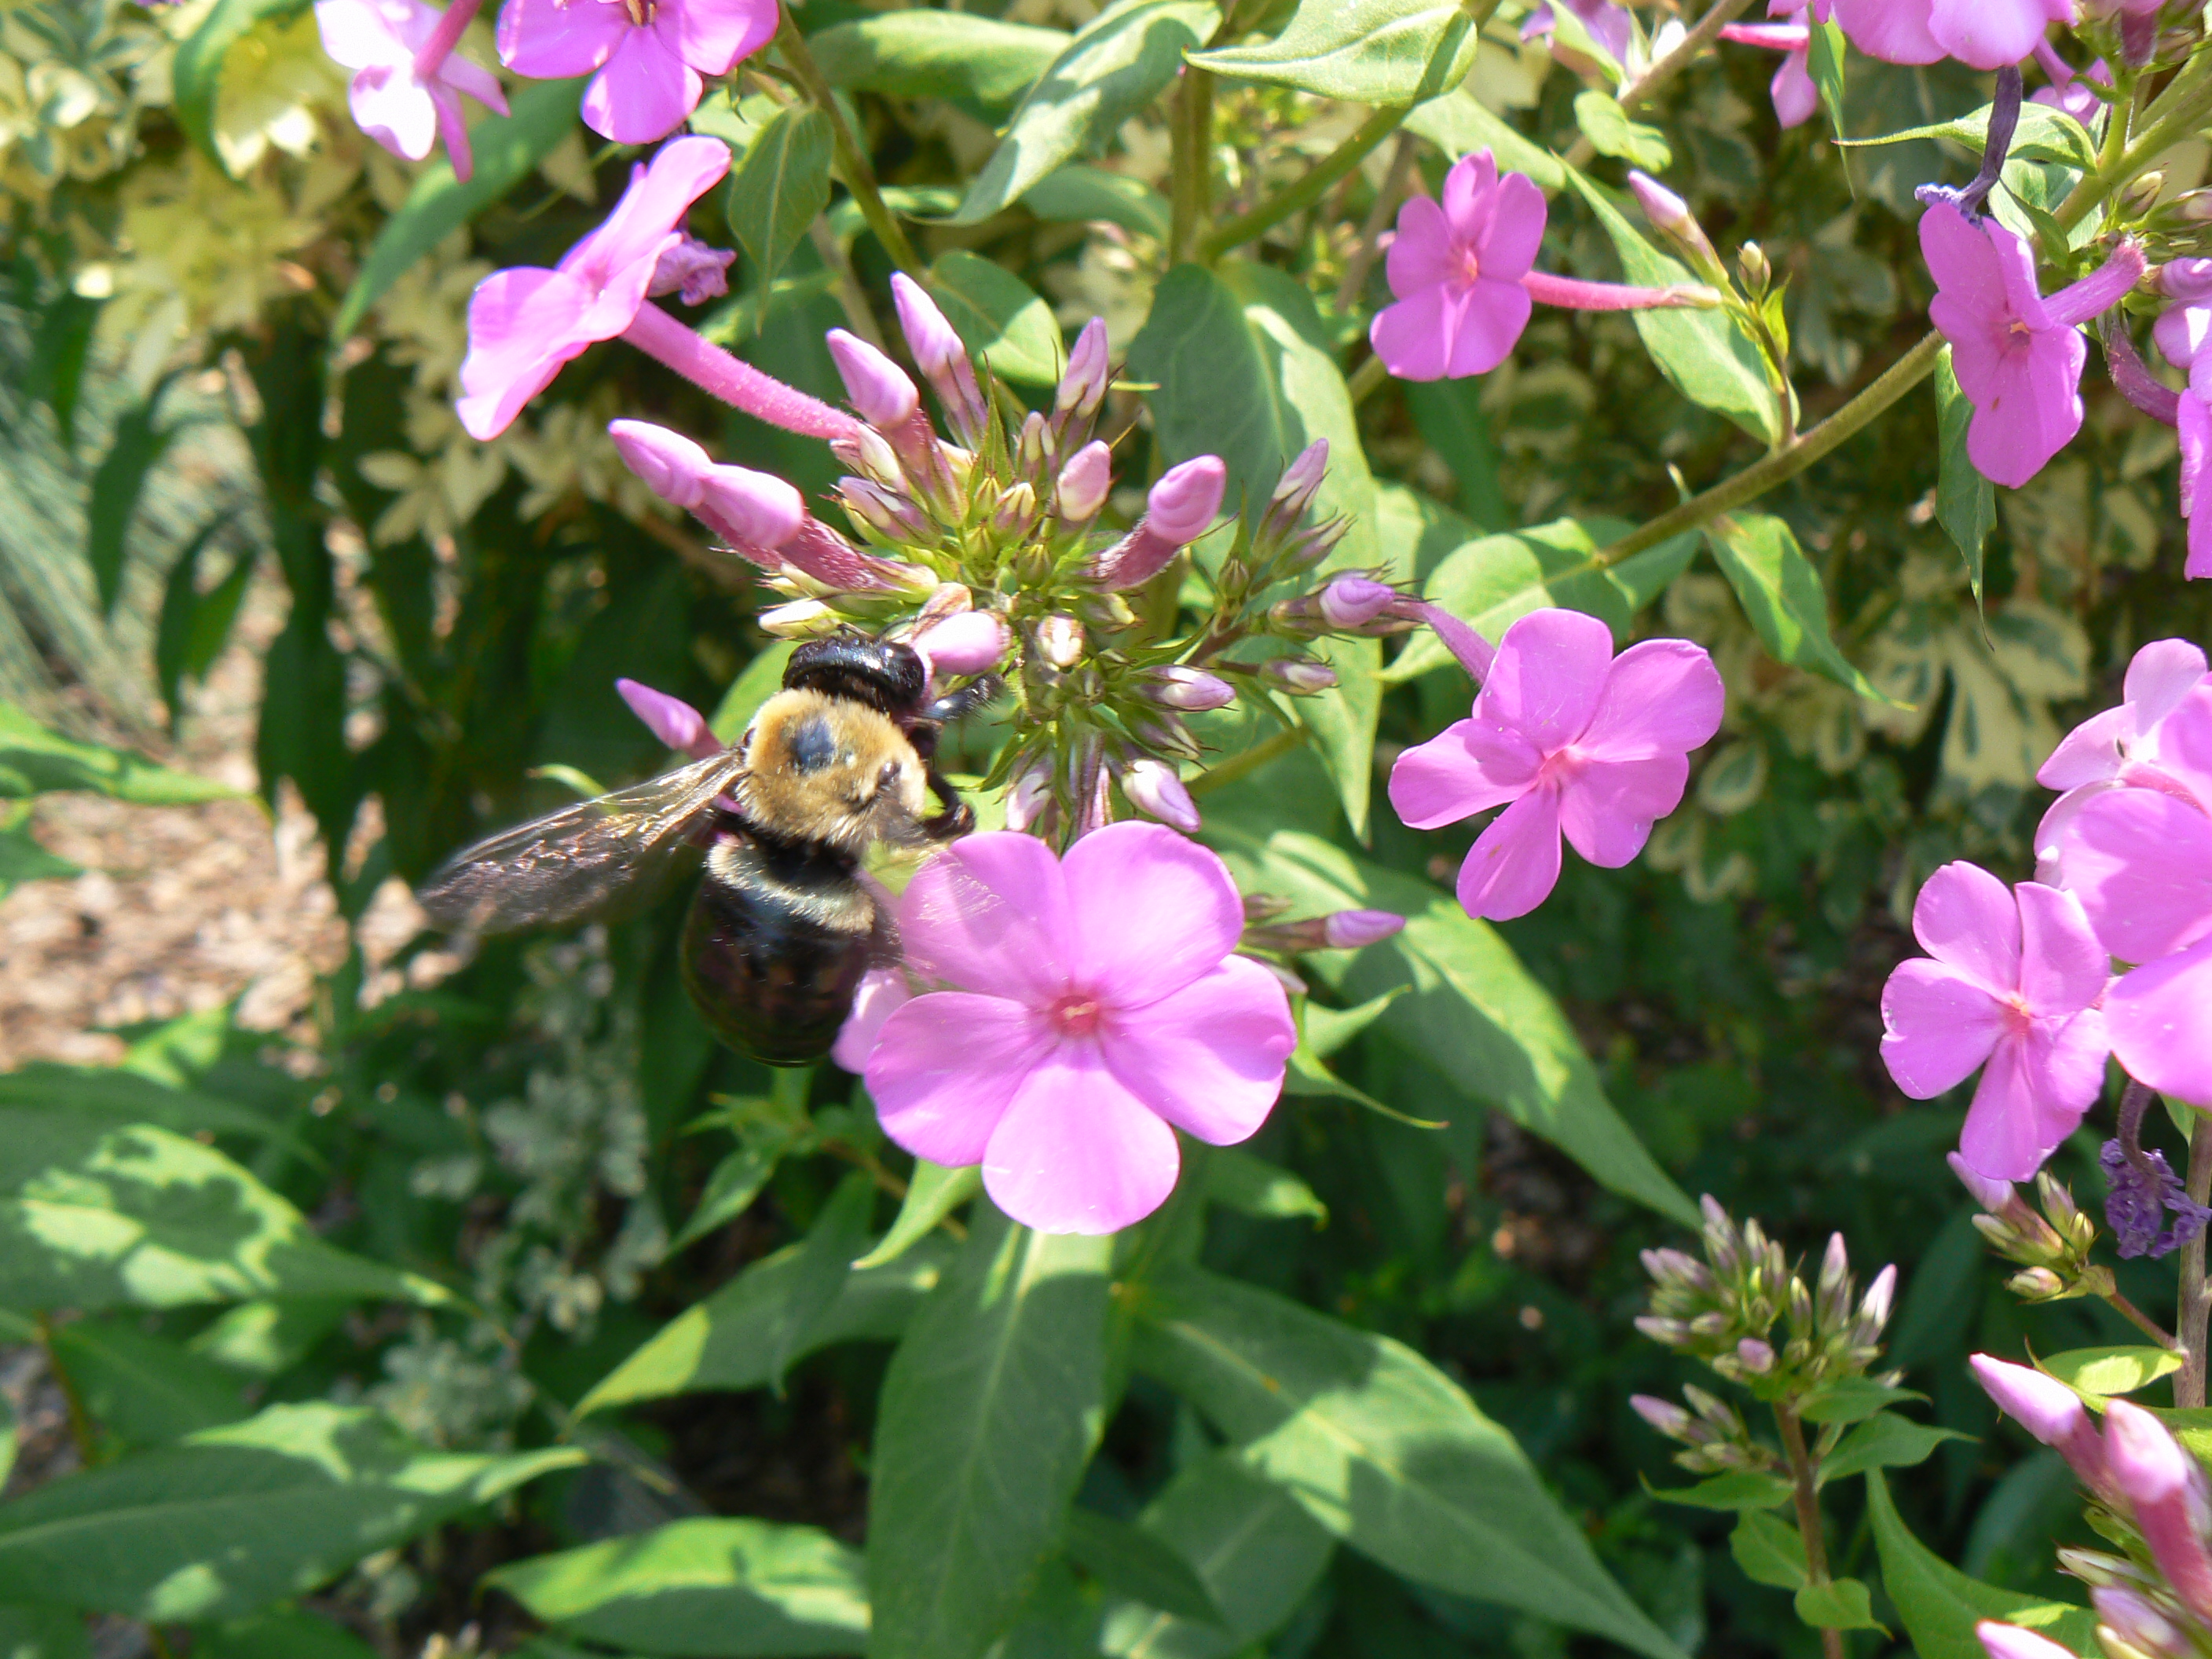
top-left (1920, 202), bottom-right (2144, 489)
top-left (496, 0), bottom-right (773, 144)
top-left (1721, 0), bottom-right (1818, 128)
top-left (2031, 42), bottom-right (2110, 124)
top-left (2060, 683), bottom-right (2212, 1106)
top-left (1879, 861), bottom-right (2111, 1182)
top-left (1830, 0), bottom-right (2071, 70)
top-left (2154, 303), bottom-right (2212, 580)
top-left (861, 824), bottom-right (1296, 1235)
top-left (615, 677), bottom-right (722, 760)
top-left (2034, 638), bottom-right (2212, 877)
top-left (650, 234), bottom-right (736, 306)
top-left (1386, 608), bottom-right (1724, 922)
top-left (1521, 0), bottom-right (1633, 68)
top-left (1977, 1626), bottom-right (2085, 1659)
top-left (832, 967), bottom-right (913, 1075)
top-left (315, 0), bottom-right (507, 180)
top-left (1370, 149), bottom-right (1544, 383)
top-left (457, 135), bottom-right (729, 440)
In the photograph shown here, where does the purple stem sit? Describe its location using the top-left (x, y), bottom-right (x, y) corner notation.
top-left (2102, 315), bottom-right (2182, 426)
top-left (1523, 269), bottom-right (1715, 310)
top-left (622, 304), bottom-right (862, 445)
top-left (412, 0), bottom-right (484, 82)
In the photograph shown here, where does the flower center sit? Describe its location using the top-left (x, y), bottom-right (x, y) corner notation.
top-left (1049, 992), bottom-right (1105, 1038)
top-left (622, 0), bottom-right (655, 25)
top-left (1459, 247), bottom-right (1482, 285)
top-left (1536, 744), bottom-right (1588, 787)
top-left (2002, 992), bottom-right (2034, 1035)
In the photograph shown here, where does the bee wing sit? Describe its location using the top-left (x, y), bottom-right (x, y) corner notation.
top-left (417, 751), bottom-right (747, 934)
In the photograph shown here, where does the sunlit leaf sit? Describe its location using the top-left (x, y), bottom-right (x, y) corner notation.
top-left (1865, 1471), bottom-right (2097, 1659)
top-left (1189, 0), bottom-right (1479, 105)
top-left (1705, 513), bottom-right (1888, 701)
top-left (926, 252), bottom-right (1065, 386)
top-left (727, 104), bottom-right (836, 295)
top-left (806, 11), bottom-right (1069, 117)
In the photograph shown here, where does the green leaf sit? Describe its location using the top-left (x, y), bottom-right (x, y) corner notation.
top-left (1298, 633), bottom-right (1380, 840)
top-left (1935, 347), bottom-right (1995, 600)
top-left (2039, 1346), bottom-right (2182, 1399)
top-left (1837, 100), bottom-right (2096, 170)
top-left (1821, 1412), bottom-right (1971, 1482)
top-left (1065, 1509), bottom-right (1224, 1624)
top-left (0, 1062), bottom-right (275, 1142)
top-left (188, 1298), bottom-right (353, 1378)
top-left (767, 1170), bottom-right (874, 1388)
top-left (925, 252), bottom-right (1066, 387)
top-left (712, 642), bottom-right (797, 744)
top-left (1648, 1470), bottom-right (1796, 1510)
top-left (806, 11), bottom-right (1070, 117)
top-left (47, 1320), bottom-right (248, 1445)
top-left (0, 1403), bottom-right (580, 1621)
top-left (1730, 1511), bottom-right (1807, 1589)
top-left (868, 1206), bottom-right (1111, 1659)
top-left (1865, 1471), bottom-right (2098, 1659)
top-left (171, 0), bottom-right (312, 168)
top-left (951, 0), bottom-right (1222, 225)
top-left (1806, 19), bottom-right (1848, 141)
top-left (671, 1140), bottom-right (785, 1253)
top-left (156, 518), bottom-right (251, 723)
top-left (1563, 167), bottom-right (1782, 445)
top-left (1402, 88), bottom-right (1565, 189)
top-left (1130, 1265), bottom-right (1685, 1659)
top-left (1205, 1149), bottom-right (1326, 1225)
top-left (1797, 1376), bottom-right (1927, 1424)
top-left (0, 1109), bottom-right (449, 1313)
top-left (86, 391), bottom-right (174, 616)
top-left (577, 1239), bottom-right (949, 1415)
top-left (1796, 1578), bottom-right (1886, 1632)
top-left (0, 819), bottom-right (77, 902)
top-left (1205, 827), bottom-right (1697, 1225)
top-left (1021, 165), bottom-right (1172, 240)
top-left (1705, 513), bottom-right (1885, 700)
top-left (0, 1604), bottom-right (85, 1659)
top-left (0, 703), bottom-right (234, 805)
top-left (334, 78), bottom-right (589, 336)
top-left (1573, 91), bottom-right (1671, 170)
top-left (486, 1518), bottom-right (869, 1657)
top-left (1304, 989), bottom-right (1405, 1058)
top-left (853, 1162), bottom-right (980, 1270)
top-left (189, 1608), bottom-right (381, 1659)
top-left (727, 103), bottom-right (836, 297)
top-left (1189, 0), bottom-right (1479, 104)
top-left (1097, 1451), bottom-right (1334, 1659)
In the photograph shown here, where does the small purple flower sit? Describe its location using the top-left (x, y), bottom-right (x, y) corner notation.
top-left (648, 235), bottom-right (736, 307)
top-left (2100, 1140), bottom-right (2211, 1258)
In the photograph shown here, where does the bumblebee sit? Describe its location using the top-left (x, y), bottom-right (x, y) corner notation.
top-left (416, 636), bottom-right (984, 1065)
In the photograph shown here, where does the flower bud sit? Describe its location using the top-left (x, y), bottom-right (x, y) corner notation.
top-left (1057, 317), bottom-right (1111, 419)
top-left (616, 678), bottom-right (722, 760)
top-left (913, 610), bottom-right (1009, 679)
top-left (2160, 257), bottom-right (2212, 300)
top-left (1243, 892), bottom-right (1294, 924)
top-left (1143, 665), bottom-right (1236, 712)
top-left (778, 518), bottom-right (886, 591)
top-left (827, 329), bottom-right (921, 430)
top-left (1004, 761), bottom-right (1054, 832)
top-left (1408, 601), bottom-right (1496, 680)
top-left (1628, 171), bottom-right (1722, 276)
top-left (1018, 410), bottom-right (1051, 473)
top-left (1979, 1624), bottom-right (2088, 1659)
top-left (1129, 712), bottom-right (1200, 760)
top-left (1851, 1263), bottom-right (1896, 1342)
top-left (1056, 441), bottom-right (1113, 523)
top-left (648, 234), bottom-right (736, 306)
top-left (1246, 954), bottom-right (1308, 996)
top-left (1147, 456), bottom-right (1228, 544)
top-left (1121, 757), bottom-right (1199, 832)
top-left (1279, 519), bottom-right (1347, 574)
top-left (1260, 657), bottom-right (1338, 695)
top-left (2106, 1400), bottom-right (2212, 1622)
top-left (1323, 909), bottom-right (1404, 949)
top-left (1635, 1314), bottom-right (1692, 1346)
top-left (842, 423), bottom-right (906, 489)
top-left (2124, 171), bottom-right (2166, 214)
top-left (1738, 241), bottom-right (1771, 291)
top-left (2174, 191), bottom-right (2212, 223)
top-left (1319, 575), bottom-right (1401, 630)
top-left (759, 598), bottom-right (838, 637)
top-left (1968, 1355), bottom-right (2110, 1492)
top-left (1630, 1394), bottom-right (1693, 1438)
top-left (2093, 1587), bottom-right (2191, 1659)
top-left (609, 419), bottom-right (712, 507)
top-left (891, 273), bottom-right (988, 441)
top-left (993, 481), bottom-right (1039, 537)
top-left (1035, 614), bottom-right (1085, 671)
top-left (837, 476), bottom-right (926, 540)
top-left (1735, 1337), bottom-right (1774, 1373)
top-left (2009, 1265), bottom-right (2066, 1298)
top-left (1272, 439), bottom-right (1329, 515)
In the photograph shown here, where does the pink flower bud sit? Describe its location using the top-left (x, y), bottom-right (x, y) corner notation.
top-left (827, 329), bottom-right (921, 429)
top-left (1320, 575), bottom-right (1400, 629)
top-left (911, 581), bottom-right (972, 632)
top-left (609, 419), bottom-right (712, 507)
top-left (1628, 171), bottom-right (1695, 236)
top-left (648, 234), bottom-right (736, 306)
top-left (1018, 410), bottom-right (1051, 471)
top-left (1408, 601), bottom-right (1496, 680)
top-left (1004, 762), bottom-right (1054, 832)
top-left (1262, 657), bottom-right (1337, 695)
top-left (839, 476), bottom-right (926, 540)
top-left (1978, 1624), bottom-right (2084, 1659)
top-left (1056, 441), bottom-right (1112, 522)
top-left (2093, 1587), bottom-right (2192, 1659)
top-left (1147, 456), bottom-right (1227, 544)
top-left (778, 518), bottom-right (884, 590)
top-left (830, 967), bottom-right (912, 1074)
top-left (1122, 758), bottom-right (1199, 832)
top-left (1630, 1394), bottom-right (1693, 1437)
top-left (1321, 909), bottom-right (1404, 949)
top-left (1143, 665), bottom-right (1236, 712)
top-left (1273, 439), bottom-right (1329, 511)
top-left (1037, 614), bottom-right (1085, 669)
top-left (695, 467), bottom-right (806, 555)
top-left (615, 678), bottom-right (722, 760)
top-left (2106, 1400), bottom-right (2212, 1621)
top-left (760, 598), bottom-right (837, 637)
top-left (1735, 1338), bottom-right (1774, 1373)
top-left (993, 481), bottom-right (1038, 535)
top-left (913, 610), bottom-right (1009, 678)
top-left (891, 272), bottom-right (962, 379)
top-left (2161, 258), bottom-right (2212, 301)
top-left (1946, 1151), bottom-right (2021, 1214)
top-left (1057, 317), bottom-right (1111, 418)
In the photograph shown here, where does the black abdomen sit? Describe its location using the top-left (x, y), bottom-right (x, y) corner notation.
top-left (681, 830), bottom-right (881, 1066)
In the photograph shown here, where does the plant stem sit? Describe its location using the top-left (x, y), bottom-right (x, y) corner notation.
top-left (2058, 48), bottom-right (2212, 232)
top-left (1346, 352), bottom-right (1390, 406)
top-left (1561, 0), bottom-right (1760, 170)
top-left (775, 8), bottom-right (922, 273)
top-left (1774, 1401), bottom-right (1847, 1659)
top-left (2108, 1287), bottom-right (2178, 1352)
top-left (622, 302), bottom-right (860, 443)
top-left (35, 1313), bottom-right (93, 1465)
top-left (1335, 134), bottom-right (1419, 311)
top-left (2181, 1108), bottom-right (2212, 1408)
top-left (1595, 329), bottom-right (1944, 562)
top-left (1188, 724), bottom-right (1304, 795)
top-left (1199, 103), bottom-right (1411, 263)
top-left (1170, 64), bottom-right (1216, 266)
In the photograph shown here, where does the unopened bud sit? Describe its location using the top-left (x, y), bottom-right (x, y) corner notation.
top-left (1854, 1263), bottom-right (1896, 1339)
top-left (1018, 410), bottom-right (1051, 473)
top-left (1143, 665), bottom-right (1236, 711)
top-left (1056, 441), bottom-right (1113, 523)
top-left (1318, 574), bottom-right (1401, 630)
top-left (838, 476), bottom-right (925, 540)
top-left (2009, 1266), bottom-right (2066, 1298)
top-left (1979, 1624), bottom-right (2088, 1659)
top-left (912, 609), bottom-right (1009, 678)
top-left (758, 598), bottom-right (838, 638)
top-left (2160, 257), bottom-right (2212, 300)
top-left (2104, 1401), bottom-right (2212, 1622)
top-left (993, 481), bottom-right (1038, 535)
top-left (1129, 712), bottom-right (1200, 760)
top-left (844, 423), bottom-right (905, 488)
top-left (1057, 317), bottom-right (1111, 419)
top-left (1628, 170), bottom-right (1722, 276)
top-left (1004, 761), bottom-right (1054, 832)
top-left (2057, 1550), bottom-right (2136, 1590)
top-left (1280, 519), bottom-right (1346, 573)
top-left (1121, 757), bottom-right (1199, 832)
top-left (2093, 1588), bottom-right (2190, 1659)
top-left (827, 329), bottom-right (921, 429)
top-left (1272, 438), bottom-right (1329, 514)
top-left (2174, 191), bottom-right (2212, 224)
top-left (1738, 241), bottom-right (1771, 291)
top-left (1146, 456), bottom-right (1228, 544)
top-left (2124, 171), bottom-right (2166, 214)
top-left (616, 678), bottom-right (720, 760)
top-left (1635, 1315), bottom-right (1691, 1347)
top-left (1322, 909), bottom-right (1404, 949)
top-left (1260, 657), bottom-right (1338, 694)
top-left (1968, 1354), bottom-right (2109, 1490)
top-left (1243, 892), bottom-right (1294, 923)
top-left (1037, 614), bottom-right (1085, 669)
top-left (1735, 1338), bottom-right (1774, 1374)
top-left (892, 273), bottom-right (963, 379)
top-left (1630, 1394), bottom-right (1694, 1439)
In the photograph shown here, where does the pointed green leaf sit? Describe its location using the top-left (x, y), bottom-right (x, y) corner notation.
top-left (1837, 101), bottom-right (2095, 169)
top-left (1821, 1412), bottom-right (1971, 1482)
top-left (1649, 1470), bottom-right (1796, 1510)
top-left (47, 1320), bottom-right (249, 1445)
top-left (767, 1172), bottom-right (874, 1388)
top-left (1573, 91), bottom-right (1671, 170)
top-left (1730, 1511), bottom-right (1807, 1589)
top-left (1188, 0), bottom-right (1479, 104)
top-left (1796, 1578), bottom-right (1886, 1632)
top-left (1934, 347), bottom-right (1994, 599)
top-left (0, 1062), bottom-right (274, 1142)
top-left (2038, 1346), bottom-right (2182, 1400)
top-left (806, 12), bottom-right (1070, 117)
top-left (1065, 1509), bottom-right (1225, 1624)
top-left (1021, 165), bottom-right (1172, 240)
top-left (86, 393), bottom-right (174, 616)
top-left (1705, 513), bottom-right (1886, 700)
top-left (1865, 1471), bottom-right (2098, 1659)
top-left (853, 1162), bottom-right (980, 1270)
top-left (1404, 89), bottom-right (1564, 189)
top-left (1807, 20), bottom-right (1848, 141)
top-left (1796, 1376), bottom-right (1927, 1424)
top-left (925, 252), bottom-right (1065, 386)
top-left (190, 1609), bottom-right (381, 1659)
top-left (0, 703), bottom-right (234, 805)
top-left (727, 104), bottom-right (836, 294)
top-left (672, 1140), bottom-right (785, 1252)
top-left (1205, 1150), bottom-right (1326, 1225)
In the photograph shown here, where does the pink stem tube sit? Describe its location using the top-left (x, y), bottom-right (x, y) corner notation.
top-left (622, 303), bottom-right (862, 445)
top-left (1522, 270), bottom-right (1716, 310)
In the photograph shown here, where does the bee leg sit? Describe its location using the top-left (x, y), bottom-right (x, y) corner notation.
top-left (921, 676), bottom-right (1002, 729)
top-left (919, 767), bottom-right (974, 841)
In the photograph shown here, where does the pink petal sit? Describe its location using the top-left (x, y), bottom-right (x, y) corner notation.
top-left (1927, 0), bottom-right (2064, 71)
top-left (866, 992), bottom-right (1053, 1167)
top-left (2158, 306), bottom-right (2212, 370)
top-left (1445, 277), bottom-right (1533, 378)
top-left (660, 0), bottom-right (775, 73)
top-left (1771, 50), bottom-right (1818, 126)
top-left (982, 1041), bottom-right (1181, 1234)
top-left (1578, 638), bottom-right (1726, 760)
top-left (2063, 789), bottom-right (2212, 962)
top-left (496, 0), bottom-right (625, 75)
top-left (2023, 1007), bottom-right (2111, 1131)
top-left (1063, 822), bottom-right (1244, 1009)
top-left (566, 135), bottom-right (731, 282)
top-left (1384, 195), bottom-right (1454, 300)
top-left (349, 64), bottom-right (435, 159)
top-left (831, 967), bottom-right (912, 1074)
top-left (317, 0), bottom-right (408, 70)
top-left (2124, 639), bottom-right (2211, 729)
top-left (2193, 492), bottom-right (2212, 580)
top-left (1558, 753), bottom-right (1689, 866)
top-left (2038, 705), bottom-right (2131, 789)
top-left (2015, 881), bottom-right (2110, 1014)
top-left (1881, 958), bottom-right (2005, 1097)
top-left (2151, 684), bottom-right (2212, 808)
top-left (1957, 1021), bottom-right (2095, 1183)
top-left (583, 25), bottom-right (702, 143)
top-left (1921, 204), bottom-right (2006, 325)
top-left (1370, 286), bottom-right (1456, 383)
top-left (1387, 717), bottom-right (1542, 830)
top-left (439, 50), bottom-right (507, 112)
top-left (2032, 780), bottom-right (2112, 883)
top-left (1441, 149), bottom-right (1501, 250)
top-left (899, 831), bottom-right (1075, 1005)
top-left (1912, 861), bottom-right (2023, 991)
top-left (1478, 607), bottom-right (1615, 752)
top-left (1965, 328), bottom-right (2084, 489)
top-left (2108, 938), bottom-right (2212, 1107)
top-left (1832, 0), bottom-right (1945, 64)
top-left (1456, 786), bottom-right (1564, 921)
top-left (432, 82), bottom-right (472, 179)
top-left (1476, 170), bottom-right (1547, 280)
top-left (1101, 957), bottom-right (1294, 1145)
top-left (1987, 221), bottom-right (2053, 333)
top-left (455, 266), bottom-right (596, 439)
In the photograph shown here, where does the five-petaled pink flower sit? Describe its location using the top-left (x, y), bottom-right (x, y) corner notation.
top-left (1920, 201), bottom-right (2144, 489)
top-left (496, 0), bottom-right (774, 144)
top-left (315, 0), bottom-right (507, 179)
top-left (2034, 637), bottom-right (2210, 878)
top-left (2155, 302), bottom-right (2212, 578)
top-left (1387, 608), bottom-right (1724, 921)
top-left (1879, 862), bottom-right (2111, 1181)
top-left (457, 135), bottom-right (727, 440)
top-left (1371, 149), bottom-right (1544, 383)
top-left (861, 823), bottom-right (1296, 1235)
top-left (1830, 0), bottom-right (2071, 69)
top-left (2061, 683), bottom-right (2212, 1106)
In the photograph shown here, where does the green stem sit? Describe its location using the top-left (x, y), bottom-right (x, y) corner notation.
top-left (775, 9), bottom-right (921, 273)
top-left (1189, 724), bottom-right (1303, 796)
top-left (1561, 0), bottom-right (1760, 168)
top-left (1170, 64), bottom-right (1215, 266)
top-left (1199, 103), bottom-right (1411, 263)
top-left (2180, 1110), bottom-right (2212, 1408)
top-left (1774, 1401), bottom-right (1847, 1659)
top-left (1346, 352), bottom-right (1390, 406)
top-left (1595, 330), bottom-right (1944, 563)
top-left (2060, 49), bottom-right (2212, 232)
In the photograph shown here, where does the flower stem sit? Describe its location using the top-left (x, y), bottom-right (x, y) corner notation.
top-left (411, 0), bottom-right (484, 81)
top-left (1346, 352), bottom-right (1390, 406)
top-left (774, 8), bottom-right (922, 273)
top-left (1561, 0), bottom-right (1760, 170)
top-left (1774, 1400), bottom-right (1847, 1659)
top-left (1335, 133), bottom-right (1420, 312)
top-left (2181, 1109), bottom-right (2212, 1408)
top-left (622, 302), bottom-right (861, 443)
top-left (1170, 63), bottom-right (1216, 266)
top-left (1199, 103), bottom-right (1410, 264)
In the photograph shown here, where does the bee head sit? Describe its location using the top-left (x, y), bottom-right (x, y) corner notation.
top-left (743, 689), bottom-right (930, 857)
